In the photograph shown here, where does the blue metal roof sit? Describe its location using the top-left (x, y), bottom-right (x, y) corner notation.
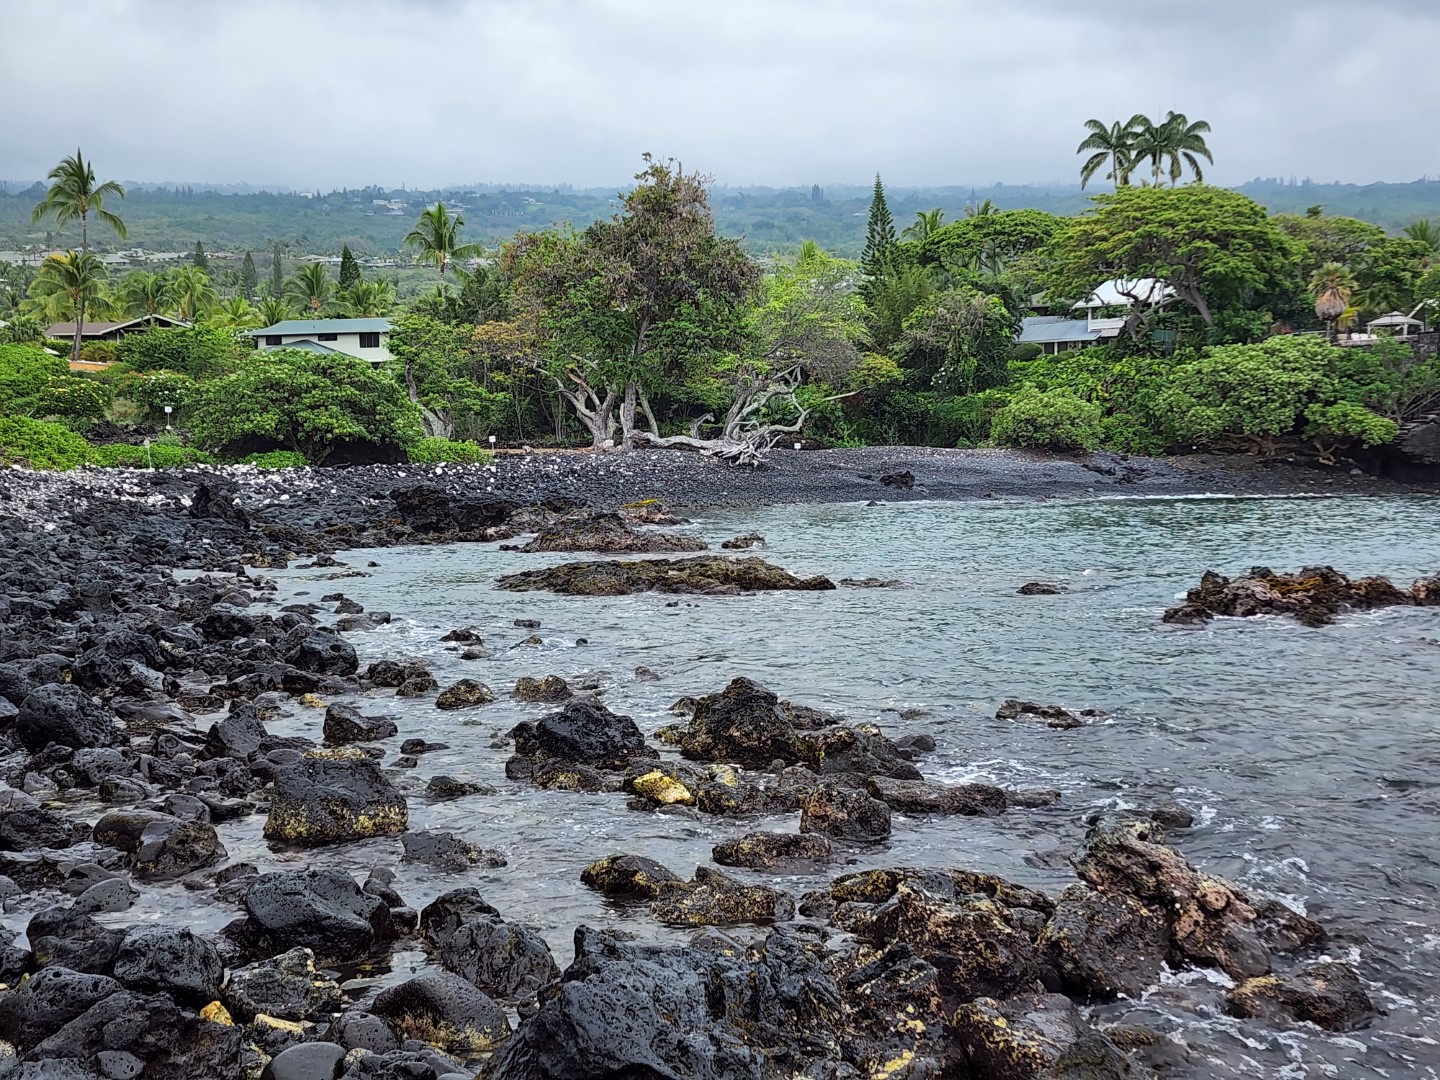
top-left (245, 318), bottom-right (391, 336)
top-left (1017, 316), bottom-right (1102, 346)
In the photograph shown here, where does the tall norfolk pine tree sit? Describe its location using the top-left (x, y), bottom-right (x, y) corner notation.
top-left (270, 243), bottom-right (283, 299)
top-left (239, 251), bottom-right (258, 300)
top-left (339, 245), bottom-right (360, 289)
top-left (860, 173), bottom-right (896, 280)
top-left (193, 241), bottom-right (208, 271)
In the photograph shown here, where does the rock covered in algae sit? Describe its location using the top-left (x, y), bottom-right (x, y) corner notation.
top-left (495, 555), bottom-right (835, 596)
top-left (519, 511), bottom-right (707, 554)
top-left (263, 748), bottom-right (407, 845)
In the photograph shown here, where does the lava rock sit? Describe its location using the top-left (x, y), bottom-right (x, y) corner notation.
top-left (15, 684), bottom-right (121, 752)
top-left (512, 675), bottom-right (572, 703)
top-left (371, 970), bottom-right (510, 1053)
top-left (995, 699), bottom-right (1088, 729)
top-left (260, 1040), bottom-right (346, 1080)
top-left (799, 784), bottom-right (892, 841)
top-left (711, 832), bottom-right (833, 870)
top-left (280, 626), bottom-right (359, 676)
top-left (401, 830), bottom-right (507, 871)
top-left (519, 511), bottom-right (707, 554)
top-left (650, 866), bottom-right (796, 927)
top-left (25, 907), bottom-right (126, 974)
top-left (1225, 961), bottom-right (1377, 1031)
top-left (435, 679), bottom-right (496, 710)
top-left (952, 993), bottom-right (1085, 1080)
top-left (92, 810), bottom-right (226, 880)
top-left (495, 556), bottom-right (835, 597)
top-left (264, 749), bottom-right (408, 845)
top-left (1037, 884), bottom-right (1170, 1002)
top-left (111, 926), bottom-right (223, 1004)
top-left (30, 989), bottom-right (241, 1078)
top-left (322, 704), bottom-right (398, 744)
top-left (1018, 582), bottom-right (1068, 595)
top-left (864, 775), bottom-right (1007, 816)
top-left (579, 854), bottom-right (683, 901)
top-left (421, 894), bottom-right (559, 1004)
top-left (241, 868), bottom-right (395, 963)
top-left (223, 946), bottom-right (343, 1022)
top-left (510, 699), bottom-right (652, 771)
top-left (0, 966), bottom-right (122, 1049)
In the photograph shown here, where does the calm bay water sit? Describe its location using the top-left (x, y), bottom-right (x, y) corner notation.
top-left (130, 496), bottom-right (1440, 1077)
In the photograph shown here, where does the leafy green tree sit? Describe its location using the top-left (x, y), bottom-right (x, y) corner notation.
top-left (285, 263), bottom-right (335, 315)
top-left (404, 203), bottom-right (480, 281)
top-left (239, 251), bottom-right (258, 300)
top-left (386, 312), bottom-right (506, 438)
top-left (26, 252), bottom-right (110, 354)
top-left (750, 243), bottom-right (868, 387)
top-left (1046, 186), bottom-right (1298, 331)
top-left (1077, 117), bottom-right (1141, 190)
top-left (859, 174), bottom-right (897, 283)
top-left (1273, 212), bottom-right (1385, 280)
top-left (990, 387), bottom-right (1104, 451)
top-left (454, 262), bottom-right (508, 325)
top-left (1354, 237), bottom-right (1429, 315)
top-left (169, 266), bottom-right (218, 320)
top-left (30, 151), bottom-right (127, 361)
top-left (116, 271), bottom-right (174, 318)
top-left (893, 288), bottom-right (1014, 394)
top-left (865, 263), bottom-right (936, 352)
top-left (509, 156), bottom-right (759, 448)
top-left (113, 369), bottom-right (196, 423)
top-left (339, 244), bottom-right (361, 289)
top-left (1403, 219), bottom-right (1440, 255)
top-left (270, 242), bottom-right (284, 298)
top-left (117, 324), bottom-right (245, 379)
top-left (188, 349), bottom-right (423, 463)
top-left (192, 242), bottom-right (209, 272)
top-left (0, 312), bottom-right (46, 346)
top-left (923, 209), bottom-right (1060, 280)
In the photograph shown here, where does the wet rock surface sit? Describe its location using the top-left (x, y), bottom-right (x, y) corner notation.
top-left (495, 555), bottom-right (836, 596)
top-left (518, 510), bottom-right (707, 554)
top-left (1164, 564), bottom-right (1439, 626)
top-left (263, 750), bottom-right (408, 845)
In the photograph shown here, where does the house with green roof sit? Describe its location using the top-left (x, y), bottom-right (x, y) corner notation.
top-left (243, 318), bottom-right (392, 366)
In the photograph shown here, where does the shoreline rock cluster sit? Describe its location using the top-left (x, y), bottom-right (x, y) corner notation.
top-left (0, 470), bottom-right (1398, 1077)
top-left (1165, 565), bottom-right (1440, 626)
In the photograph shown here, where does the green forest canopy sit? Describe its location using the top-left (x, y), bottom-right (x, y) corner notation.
top-left (3, 178), bottom-right (1440, 259)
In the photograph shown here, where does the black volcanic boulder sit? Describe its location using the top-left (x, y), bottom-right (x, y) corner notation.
top-left (495, 556), bottom-right (835, 597)
top-left (92, 810), bottom-right (227, 880)
top-left (0, 799), bottom-right (90, 851)
top-left (951, 993), bottom-right (1087, 1079)
top-left (264, 749), bottom-right (407, 845)
top-left (323, 703), bottom-right (399, 743)
top-left (242, 868), bottom-right (395, 963)
top-left (1163, 565), bottom-right (1425, 627)
top-left (864, 776), bottom-right (1007, 816)
top-left (0, 966), bottom-right (121, 1050)
top-left (649, 867), bottom-right (796, 928)
top-left (711, 832), bottom-right (833, 870)
top-left (30, 989), bottom-right (241, 1077)
top-left (520, 512), bottom-right (707, 554)
top-left (1225, 961), bottom-right (1377, 1031)
top-left (1037, 884), bottom-right (1170, 1002)
top-left (222, 947), bottom-right (343, 1022)
top-left (280, 625), bottom-right (359, 676)
top-left (15, 684), bottom-right (120, 751)
top-left (799, 784), bottom-right (892, 842)
top-left (112, 926), bottom-right (223, 1003)
top-left (205, 703), bottom-right (268, 759)
top-left (676, 677), bottom-right (803, 767)
top-left (25, 907), bottom-right (126, 974)
top-left (579, 855), bottom-right (683, 901)
top-left (509, 699), bottom-right (654, 773)
top-left (371, 970), bottom-right (510, 1053)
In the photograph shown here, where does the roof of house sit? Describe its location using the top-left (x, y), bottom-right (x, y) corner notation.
top-left (1018, 316), bottom-right (1102, 346)
top-left (1075, 278), bottom-right (1174, 309)
top-left (246, 318), bottom-right (391, 336)
top-left (46, 314), bottom-right (189, 338)
top-left (269, 338), bottom-right (341, 354)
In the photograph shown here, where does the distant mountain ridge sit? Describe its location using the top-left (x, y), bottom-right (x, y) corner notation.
top-left (3, 177), bottom-right (1438, 259)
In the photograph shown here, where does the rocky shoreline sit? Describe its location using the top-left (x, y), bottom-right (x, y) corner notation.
top-left (0, 455), bottom-right (1417, 1079)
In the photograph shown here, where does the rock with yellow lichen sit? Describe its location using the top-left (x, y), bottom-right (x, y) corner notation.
top-left (951, 993), bottom-right (1085, 1080)
top-left (263, 749), bottom-right (407, 846)
top-left (1036, 884), bottom-right (1170, 1002)
top-left (1225, 961), bottom-right (1377, 1031)
top-left (371, 970), bottom-right (510, 1053)
top-left (222, 946), bottom-right (343, 1022)
top-left (630, 768), bottom-right (697, 806)
top-left (650, 866), bottom-right (796, 927)
top-left (580, 853), bottom-right (683, 901)
top-left (711, 831), bottom-right (833, 870)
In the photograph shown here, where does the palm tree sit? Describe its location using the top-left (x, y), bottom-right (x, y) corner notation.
top-left (31, 150), bottom-right (127, 259)
top-left (1404, 219), bottom-right (1440, 255)
top-left (963, 198), bottom-right (998, 217)
top-left (256, 296), bottom-right (293, 327)
top-left (1077, 118), bottom-right (1141, 190)
top-left (116, 271), bottom-right (174, 318)
top-left (285, 263), bottom-right (336, 315)
top-left (1310, 262), bottom-right (1356, 339)
top-left (337, 278), bottom-right (395, 318)
top-left (901, 208), bottom-right (946, 242)
top-left (403, 202), bottom-right (481, 280)
top-left (211, 296), bottom-right (260, 328)
top-left (27, 251), bottom-right (110, 358)
top-left (169, 266), bottom-right (218, 321)
top-left (1128, 112), bottom-right (1213, 186)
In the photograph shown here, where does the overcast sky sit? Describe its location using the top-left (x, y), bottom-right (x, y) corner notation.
top-left (2, 0), bottom-right (1435, 191)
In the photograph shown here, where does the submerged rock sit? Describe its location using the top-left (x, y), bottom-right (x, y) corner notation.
top-left (1225, 961), bottom-right (1377, 1031)
top-left (264, 749), bottom-right (408, 845)
top-left (1163, 565), bottom-right (1433, 627)
top-left (520, 511), bottom-right (707, 554)
top-left (495, 555), bottom-right (835, 596)
top-left (996, 699), bottom-right (1089, 729)
top-left (721, 532), bottom-right (764, 549)
top-left (1019, 582), bottom-right (1068, 595)
top-left (865, 775), bottom-right (1007, 816)
top-left (580, 854), bottom-right (682, 901)
top-left (435, 678), bottom-right (496, 710)
top-left (402, 830), bottom-right (507, 871)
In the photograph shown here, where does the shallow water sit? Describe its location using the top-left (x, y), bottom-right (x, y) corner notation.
top-left (103, 496), bottom-right (1440, 1075)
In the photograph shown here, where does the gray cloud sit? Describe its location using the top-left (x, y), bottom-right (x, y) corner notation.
top-left (1, 0), bottom-right (1435, 189)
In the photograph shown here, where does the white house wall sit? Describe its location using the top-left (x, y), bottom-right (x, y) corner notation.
top-left (259, 333), bottom-right (392, 365)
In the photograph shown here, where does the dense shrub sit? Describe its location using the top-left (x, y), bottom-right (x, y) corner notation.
top-left (116, 325), bottom-right (246, 380)
top-left (241, 450), bottom-right (310, 469)
top-left (0, 344), bottom-right (112, 422)
top-left (0, 416), bottom-right (93, 469)
top-left (0, 344), bottom-right (68, 407)
top-left (89, 442), bottom-right (215, 468)
top-left (407, 437), bottom-right (494, 465)
top-left (111, 369), bottom-right (195, 423)
top-left (188, 349), bottom-right (424, 463)
top-left (78, 341), bottom-right (120, 366)
top-left (990, 387), bottom-right (1104, 452)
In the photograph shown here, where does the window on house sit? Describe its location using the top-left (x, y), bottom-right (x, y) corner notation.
top-left (264, 335), bottom-right (282, 346)
top-left (359, 332), bottom-right (381, 349)
top-left (318, 333), bottom-right (338, 342)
